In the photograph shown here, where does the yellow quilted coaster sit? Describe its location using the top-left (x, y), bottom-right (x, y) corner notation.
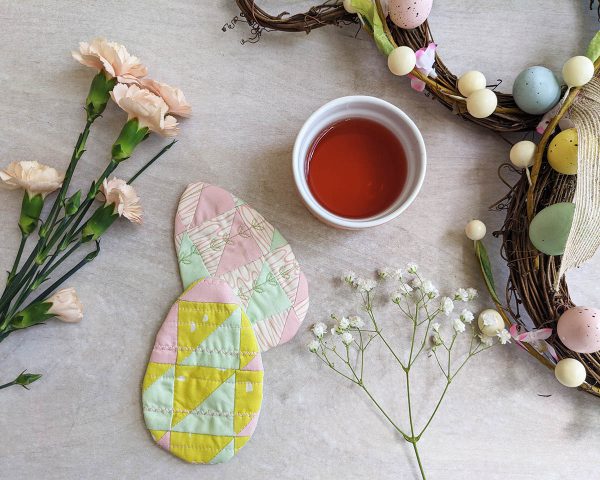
top-left (142, 278), bottom-right (264, 464)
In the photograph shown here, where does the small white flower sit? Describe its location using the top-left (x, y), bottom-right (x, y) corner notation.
top-left (431, 331), bottom-right (443, 346)
top-left (466, 288), bottom-right (478, 300)
top-left (307, 340), bottom-right (320, 352)
top-left (453, 288), bottom-right (469, 302)
top-left (356, 278), bottom-right (377, 292)
top-left (440, 297), bottom-right (454, 316)
top-left (453, 318), bottom-right (466, 333)
top-left (479, 334), bottom-right (494, 347)
top-left (460, 309), bottom-right (474, 324)
top-left (349, 315), bottom-right (365, 328)
top-left (432, 322), bottom-right (440, 332)
top-left (312, 322), bottom-right (327, 339)
top-left (481, 311), bottom-right (498, 327)
top-left (393, 268), bottom-right (404, 280)
top-left (421, 280), bottom-right (436, 294)
top-left (341, 331), bottom-right (354, 345)
top-left (342, 271), bottom-right (356, 285)
top-left (407, 263), bottom-right (418, 274)
top-left (411, 277), bottom-right (422, 289)
top-left (338, 317), bottom-right (350, 330)
top-left (497, 329), bottom-right (511, 345)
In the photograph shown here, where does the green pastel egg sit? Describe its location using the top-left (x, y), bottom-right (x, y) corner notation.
top-left (529, 202), bottom-right (575, 256)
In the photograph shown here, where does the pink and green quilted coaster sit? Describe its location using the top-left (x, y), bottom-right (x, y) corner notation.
top-left (174, 182), bottom-right (309, 351)
top-left (142, 278), bottom-right (263, 464)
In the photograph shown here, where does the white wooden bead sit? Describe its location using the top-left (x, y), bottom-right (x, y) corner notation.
top-left (465, 219), bottom-right (486, 241)
top-left (458, 71), bottom-right (487, 97)
top-left (388, 46), bottom-right (416, 77)
top-left (555, 358), bottom-right (586, 387)
top-left (466, 89), bottom-right (497, 118)
top-left (562, 56), bottom-right (594, 88)
top-left (509, 141), bottom-right (536, 168)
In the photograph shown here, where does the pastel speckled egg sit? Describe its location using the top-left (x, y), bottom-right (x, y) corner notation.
top-left (389, 0), bottom-right (433, 29)
top-left (512, 66), bottom-right (561, 115)
top-left (548, 128), bottom-right (578, 175)
top-left (557, 306), bottom-right (600, 353)
top-left (528, 202), bottom-right (575, 256)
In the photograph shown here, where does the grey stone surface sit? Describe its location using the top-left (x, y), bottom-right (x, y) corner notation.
top-left (0, 1), bottom-right (599, 479)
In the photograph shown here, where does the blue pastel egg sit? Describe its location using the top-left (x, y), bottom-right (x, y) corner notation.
top-left (512, 66), bottom-right (562, 115)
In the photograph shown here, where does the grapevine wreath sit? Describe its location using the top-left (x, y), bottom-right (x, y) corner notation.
top-left (236, 0), bottom-right (600, 396)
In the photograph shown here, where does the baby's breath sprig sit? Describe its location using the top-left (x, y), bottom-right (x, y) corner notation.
top-left (309, 264), bottom-right (510, 480)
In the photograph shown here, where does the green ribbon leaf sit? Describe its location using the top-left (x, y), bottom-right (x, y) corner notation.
top-left (81, 204), bottom-right (119, 243)
top-left (350, 0), bottom-right (395, 55)
top-left (587, 30), bottom-right (600, 62)
top-left (474, 239), bottom-right (501, 305)
top-left (18, 192), bottom-right (44, 235)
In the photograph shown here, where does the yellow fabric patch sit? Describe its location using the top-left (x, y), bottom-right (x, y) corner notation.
top-left (234, 370), bottom-right (264, 434)
top-left (169, 432), bottom-right (232, 464)
top-left (239, 311), bottom-right (260, 369)
top-left (143, 362), bottom-right (174, 391)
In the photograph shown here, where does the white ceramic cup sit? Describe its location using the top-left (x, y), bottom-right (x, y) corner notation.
top-left (293, 96), bottom-right (427, 229)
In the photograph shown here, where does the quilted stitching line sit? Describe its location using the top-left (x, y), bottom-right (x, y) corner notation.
top-left (144, 406), bottom-right (259, 417)
top-left (154, 345), bottom-right (259, 356)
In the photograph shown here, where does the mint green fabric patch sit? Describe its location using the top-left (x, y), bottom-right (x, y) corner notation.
top-left (246, 262), bottom-right (292, 324)
top-left (178, 231), bottom-right (210, 289)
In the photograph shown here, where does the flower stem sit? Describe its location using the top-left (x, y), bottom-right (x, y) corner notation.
top-left (411, 440), bottom-right (427, 480)
top-left (7, 232), bottom-right (27, 285)
top-left (127, 140), bottom-right (177, 185)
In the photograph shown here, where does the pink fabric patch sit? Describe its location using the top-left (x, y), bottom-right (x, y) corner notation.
top-left (279, 309), bottom-right (301, 345)
top-left (179, 279), bottom-right (240, 304)
top-left (237, 414), bottom-right (260, 437)
top-left (242, 354), bottom-right (263, 371)
top-left (149, 304), bottom-right (178, 364)
top-left (191, 185), bottom-right (236, 228)
top-left (157, 431), bottom-right (171, 451)
top-left (215, 210), bottom-right (263, 276)
top-left (174, 213), bottom-right (186, 236)
top-left (296, 272), bottom-right (309, 304)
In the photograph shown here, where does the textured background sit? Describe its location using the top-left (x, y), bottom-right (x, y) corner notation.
top-left (1, 1), bottom-right (599, 479)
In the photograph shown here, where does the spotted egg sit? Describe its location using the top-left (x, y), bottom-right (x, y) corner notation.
top-left (389, 0), bottom-right (433, 30)
top-left (512, 66), bottom-right (562, 115)
top-left (557, 306), bottom-right (600, 354)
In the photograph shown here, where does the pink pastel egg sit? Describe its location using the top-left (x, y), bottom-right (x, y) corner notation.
top-left (389, 0), bottom-right (433, 30)
top-left (557, 306), bottom-right (600, 354)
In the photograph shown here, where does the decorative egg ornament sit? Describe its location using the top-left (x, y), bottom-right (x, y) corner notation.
top-left (557, 307), bottom-right (600, 354)
top-left (528, 202), bottom-right (575, 256)
top-left (478, 309), bottom-right (504, 336)
top-left (512, 66), bottom-right (561, 115)
top-left (509, 140), bottom-right (536, 168)
top-left (343, 0), bottom-right (357, 13)
top-left (465, 219), bottom-right (486, 241)
top-left (562, 56), bottom-right (594, 88)
top-left (547, 128), bottom-right (578, 175)
top-left (388, 46), bottom-right (417, 76)
top-left (389, 0), bottom-right (433, 30)
top-left (457, 71), bottom-right (487, 97)
top-left (466, 89), bottom-right (497, 118)
top-left (555, 358), bottom-right (587, 388)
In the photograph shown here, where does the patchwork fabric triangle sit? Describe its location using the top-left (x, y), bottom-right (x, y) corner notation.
top-left (175, 181), bottom-right (310, 351)
top-left (142, 278), bottom-right (263, 464)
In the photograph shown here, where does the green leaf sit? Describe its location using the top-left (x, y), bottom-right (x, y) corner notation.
top-left (81, 204), bottom-right (119, 242)
top-left (64, 190), bottom-right (81, 216)
top-left (350, 0), bottom-right (394, 55)
top-left (18, 192), bottom-right (44, 235)
top-left (474, 240), bottom-right (501, 305)
top-left (587, 30), bottom-right (600, 62)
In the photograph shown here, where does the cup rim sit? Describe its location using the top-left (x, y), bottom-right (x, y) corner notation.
top-left (292, 95), bottom-right (427, 229)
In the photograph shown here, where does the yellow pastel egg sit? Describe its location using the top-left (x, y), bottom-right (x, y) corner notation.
top-left (547, 128), bottom-right (578, 175)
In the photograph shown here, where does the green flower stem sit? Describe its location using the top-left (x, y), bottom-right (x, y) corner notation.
top-left (127, 140), bottom-right (177, 185)
top-left (41, 119), bottom-right (93, 238)
top-left (6, 232), bottom-right (27, 285)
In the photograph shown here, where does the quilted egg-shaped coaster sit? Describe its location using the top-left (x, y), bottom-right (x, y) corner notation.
top-left (142, 278), bottom-right (264, 464)
top-left (174, 182), bottom-right (309, 352)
